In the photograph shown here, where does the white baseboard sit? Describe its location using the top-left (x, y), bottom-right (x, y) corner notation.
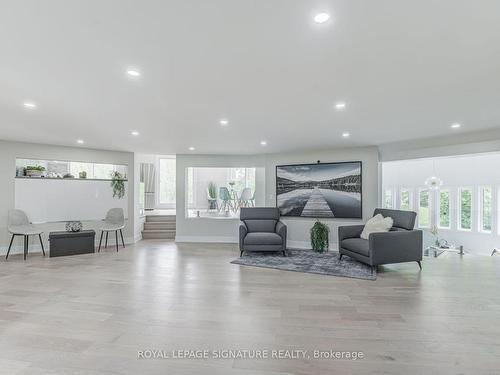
top-left (0, 235), bottom-right (137, 256)
top-left (175, 235), bottom-right (238, 243)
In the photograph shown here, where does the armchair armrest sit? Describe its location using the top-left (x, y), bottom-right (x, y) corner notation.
top-left (239, 221), bottom-right (248, 251)
top-left (338, 225), bottom-right (365, 242)
top-left (369, 230), bottom-right (423, 265)
top-left (275, 221), bottom-right (287, 250)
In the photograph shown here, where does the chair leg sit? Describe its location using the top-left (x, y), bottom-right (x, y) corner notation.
top-left (6, 234), bottom-right (15, 260)
top-left (120, 229), bottom-right (125, 248)
top-left (282, 250), bottom-right (286, 257)
top-left (98, 231), bottom-right (103, 252)
top-left (24, 235), bottom-right (28, 261)
top-left (115, 231), bottom-right (119, 252)
top-left (240, 250), bottom-right (244, 257)
top-left (339, 254), bottom-right (343, 261)
top-left (39, 234), bottom-right (45, 256)
top-left (417, 261), bottom-right (422, 270)
top-left (105, 232), bottom-right (108, 248)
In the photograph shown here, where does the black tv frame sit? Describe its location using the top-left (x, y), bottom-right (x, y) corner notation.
top-left (275, 161), bottom-right (363, 219)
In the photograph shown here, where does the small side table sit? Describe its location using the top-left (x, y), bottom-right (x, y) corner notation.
top-left (49, 230), bottom-right (96, 257)
top-left (425, 245), bottom-right (465, 258)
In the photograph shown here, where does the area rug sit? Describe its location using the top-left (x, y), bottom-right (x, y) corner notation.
top-left (231, 249), bottom-right (376, 280)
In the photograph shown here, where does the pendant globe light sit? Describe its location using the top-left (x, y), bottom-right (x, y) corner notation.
top-left (425, 160), bottom-right (443, 190)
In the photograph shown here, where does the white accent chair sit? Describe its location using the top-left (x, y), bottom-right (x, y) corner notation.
top-left (98, 208), bottom-right (125, 252)
top-left (6, 209), bottom-right (45, 260)
top-left (239, 188), bottom-right (253, 208)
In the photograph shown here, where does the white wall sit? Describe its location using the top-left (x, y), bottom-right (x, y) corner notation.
top-left (176, 146), bottom-right (379, 249)
top-left (382, 152), bottom-right (500, 255)
top-left (0, 140), bottom-right (135, 255)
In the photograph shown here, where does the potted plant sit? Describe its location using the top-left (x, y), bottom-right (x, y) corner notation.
top-left (25, 165), bottom-right (46, 178)
top-left (207, 182), bottom-right (218, 210)
top-left (310, 220), bottom-right (330, 253)
top-left (110, 171), bottom-right (126, 198)
top-left (79, 171), bottom-right (87, 179)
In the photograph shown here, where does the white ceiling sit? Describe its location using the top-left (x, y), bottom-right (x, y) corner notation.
top-left (1, 0), bottom-right (499, 155)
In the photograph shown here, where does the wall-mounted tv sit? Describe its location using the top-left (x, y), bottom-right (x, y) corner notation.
top-left (276, 161), bottom-right (362, 218)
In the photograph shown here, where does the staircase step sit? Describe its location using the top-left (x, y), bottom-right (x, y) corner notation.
top-left (144, 222), bottom-right (176, 230)
top-left (146, 215), bottom-right (176, 223)
top-left (142, 229), bottom-right (176, 239)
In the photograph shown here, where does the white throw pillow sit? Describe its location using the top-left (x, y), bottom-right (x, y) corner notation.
top-left (360, 214), bottom-right (394, 240)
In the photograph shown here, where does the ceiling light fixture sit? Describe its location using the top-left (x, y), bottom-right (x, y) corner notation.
top-left (335, 102), bottom-right (346, 110)
top-left (126, 69), bottom-right (141, 78)
top-left (188, 146), bottom-right (195, 151)
top-left (342, 132), bottom-right (350, 138)
top-left (260, 141), bottom-right (267, 146)
top-left (23, 102), bottom-right (37, 109)
top-left (219, 119), bottom-right (229, 126)
top-left (131, 131), bottom-right (139, 136)
top-left (77, 139), bottom-right (84, 144)
top-left (314, 13), bottom-right (330, 24)
top-left (450, 123), bottom-right (461, 129)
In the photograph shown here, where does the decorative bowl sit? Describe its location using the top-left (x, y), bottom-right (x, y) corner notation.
top-left (66, 221), bottom-right (83, 232)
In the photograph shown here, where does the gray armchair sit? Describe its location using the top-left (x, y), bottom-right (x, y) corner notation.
top-left (338, 208), bottom-right (423, 269)
top-left (239, 207), bottom-right (287, 257)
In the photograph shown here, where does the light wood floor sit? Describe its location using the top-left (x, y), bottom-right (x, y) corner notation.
top-left (0, 241), bottom-right (499, 375)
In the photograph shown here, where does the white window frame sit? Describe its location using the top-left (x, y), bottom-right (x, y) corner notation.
top-left (399, 188), bottom-right (413, 211)
top-left (417, 188), bottom-right (431, 228)
top-left (156, 156), bottom-right (176, 209)
top-left (457, 187), bottom-right (473, 232)
top-left (478, 186), bottom-right (493, 233)
top-left (437, 189), bottom-right (451, 230)
top-left (384, 189), bottom-right (394, 209)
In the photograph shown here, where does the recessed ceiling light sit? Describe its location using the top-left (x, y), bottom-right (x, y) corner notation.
top-left (188, 146), bottom-right (195, 151)
top-left (335, 102), bottom-right (346, 110)
top-left (314, 12), bottom-right (330, 24)
top-left (260, 141), bottom-right (267, 146)
top-left (450, 123), bottom-right (461, 129)
top-left (131, 131), bottom-right (139, 136)
top-left (342, 132), bottom-right (350, 138)
top-left (23, 102), bottom-right (37, 109)
top-left (126, 69), bottom-right (141, 78)
top-left (77, 139), bottom-right (84, 144)
top-left (219, 119), bottom-right (229, 126)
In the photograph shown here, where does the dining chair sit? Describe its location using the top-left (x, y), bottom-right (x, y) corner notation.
top-left (98, 208), bottom-right (125, 252)
top-left (239, 188), bottom-right (253, 208)
top-left (219, 187), bottom-right (232, 212)
top-left (6, 209), bottom-right (45, 260)
top-left (206, 187), bottom-right (218, 211)
top-left (250, 190), bottom-right (256, 207)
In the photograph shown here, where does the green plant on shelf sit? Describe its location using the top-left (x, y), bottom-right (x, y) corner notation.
top-left (79, 171), bottom-right (87, 179)
top-left (310, 220), bottom-right (329, 253)
top-left (25, 165), bottom-right (45, 171)
top-left (110, 171), bottom-right (126, 198)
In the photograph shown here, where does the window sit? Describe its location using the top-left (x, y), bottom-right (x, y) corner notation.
top-left (70, 162), bottom-right (94, 179)
top-left (15, 158), bottom-right (127, 180)
top-left (384, 189), bottom-right (393, 208)
top-left (418, 189), bottom-right (430, 228)
top-left (458, 188), bottom-right (472, 231)
top-left (438, 190), bottom-right (450, 229)
top-left (187, 167), bottom-right (194, 205)
top-left (185, 167), bottom-right (258, 218)
top-left (400, 189), bottom-right (412, 210)
top-left (480, 187), bottom-right (492, 232)
top-left (159, 158), bottom-right (176, 206)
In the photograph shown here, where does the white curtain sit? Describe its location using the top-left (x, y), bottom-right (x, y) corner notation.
top-left (140, 163), bottom-right (156, 210)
